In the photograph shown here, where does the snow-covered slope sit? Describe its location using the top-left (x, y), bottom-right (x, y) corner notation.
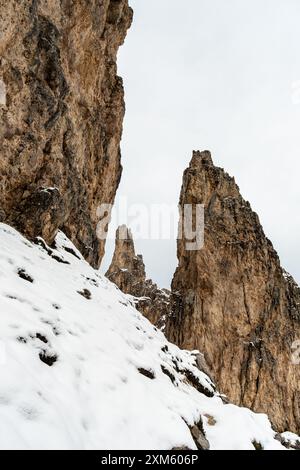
top-left (0, 223), bottom-right (296, 450)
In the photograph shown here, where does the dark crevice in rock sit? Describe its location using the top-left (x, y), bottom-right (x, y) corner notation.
top-left (34, 238), bottom-right (70, 264)
top-left (137, 368), bottom-right (155, 380)
top-left (161, 365), bottom-right (176, 384)
top-left (17, 268), bottom-right (34, 283)
top-left (183, 370), bottom-right (214, 398)
top-left (39, 351), bottom-right (58, 366)
top-left (36, 333), bottom-right (48, 344)
top-left (77, 289), bottom-right (92, 300)
top-left (17, 336), bottom-right (27, 344)
top-left (63, 246), bottom-right (81, 260)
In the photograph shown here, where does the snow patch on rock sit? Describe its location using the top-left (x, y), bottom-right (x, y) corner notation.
top-left (0, 79), bottom-right (6, 106)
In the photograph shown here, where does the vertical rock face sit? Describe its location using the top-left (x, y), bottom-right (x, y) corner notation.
top-left (106, 225), bottom-right (170, 326)
top-left (166, 150), bottom-right (300, 434)
top-left (0, 0), bottom-right (133, 267)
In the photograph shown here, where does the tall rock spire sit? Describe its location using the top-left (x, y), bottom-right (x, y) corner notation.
top-left (106, 225), bottom-right (170, 327)
top-left (166, 150), bottom-right (300, 434)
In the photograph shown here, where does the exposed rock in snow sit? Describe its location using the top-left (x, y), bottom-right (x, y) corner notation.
top-left (278, 431), bottom-right (300, 450)
top-left (0, 223), bottom-right (295, 450)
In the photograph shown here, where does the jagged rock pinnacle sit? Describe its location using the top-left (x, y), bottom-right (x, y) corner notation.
top-left (166, 150), bottom-right (300, 434)
top-left (106, 226), bottom-right (170, 327)
top-left (191, 150), bottom-right (214, 167)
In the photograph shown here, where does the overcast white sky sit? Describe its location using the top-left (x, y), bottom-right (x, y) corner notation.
top-left (102, 0), bottom-right (300, 288)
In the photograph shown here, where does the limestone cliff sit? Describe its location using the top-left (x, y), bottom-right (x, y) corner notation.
top-left (0, 0), bottom-right (132, 267)
top-left (166, 150), bottom-right (300, 434)
top-left (106, 225), bottom-right (170, 327)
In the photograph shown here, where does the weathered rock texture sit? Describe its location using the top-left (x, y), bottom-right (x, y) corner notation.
top-left (166, 150), bottom-right (300, 434)
top-left (106, 225), bottom-right (170, 327)
top-left (0, 0), bottom-right (132, 267)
